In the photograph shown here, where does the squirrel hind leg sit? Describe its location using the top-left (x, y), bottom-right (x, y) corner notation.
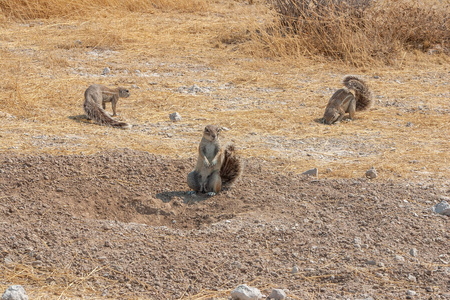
top-left (348, 98), bottom-right (356, 120)
top-left (207, 171), bottom-right (222, 195)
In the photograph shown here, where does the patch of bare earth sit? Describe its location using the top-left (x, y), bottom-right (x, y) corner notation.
top-left (0, 149), bottom-right (448, 299)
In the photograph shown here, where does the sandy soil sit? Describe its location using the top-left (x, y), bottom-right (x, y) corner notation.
top-left (0, 149), bottom-right (448, 299)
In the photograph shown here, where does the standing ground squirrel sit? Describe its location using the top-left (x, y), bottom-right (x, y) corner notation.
top-left (187, 125), bottom-right (243, 196)
top-left (83, 84), bottom-right (132, 129)
top-left (323, 75), bottom-right (372, 124)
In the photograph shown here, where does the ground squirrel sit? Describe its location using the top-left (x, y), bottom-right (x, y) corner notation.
top-left (322, 75), bottom-right (372, 124)
top-left (83, 84), bottom-right (132, 129)
top-left (187, 125), bottom-right (243, 196)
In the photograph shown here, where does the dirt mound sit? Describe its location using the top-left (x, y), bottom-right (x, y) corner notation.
top-left (0, 149), bottom-right (448, 299)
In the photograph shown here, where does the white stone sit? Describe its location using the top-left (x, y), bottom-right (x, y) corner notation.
top-left (409, 248), bottom-right (418, 257)
top-left (169, 112), bottom-right (182, 122)
top-left (268, 288), bottom-right (286, 300)
top-left (408, 274), bottom-right (417, 282)
top-left (102, 67), bottom-right (110, 75)
top-left (1, 285), bottom-right (29, 300)
top-left (231, 284), bottom-right (263, 300)
top-left (395, 255), bottom-right (405, 262)
top-left (433, 201), bottom-right (450, 216)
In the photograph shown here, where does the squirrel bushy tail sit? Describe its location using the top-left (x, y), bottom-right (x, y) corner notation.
top-left (83, 95), bottom-right (131, 129)
top-left (220, 144), bottom-right (243, 187)
top-left (342, 75), bottom-right (372, 111)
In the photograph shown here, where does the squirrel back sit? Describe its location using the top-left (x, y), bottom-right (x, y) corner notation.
top-left (83, 85), bottom-right (131, 129)
top-left (220, 144), bottom-right (243, 187)
top-left (342, 75), bottom-right (372, 111)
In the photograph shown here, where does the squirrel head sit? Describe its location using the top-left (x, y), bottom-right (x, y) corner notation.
top-left (323, 108), bottom-right (339, 125)
top-left (118, 88), bottom-right (130, 98)
top-left (203, 125), bottom-right (221, 141)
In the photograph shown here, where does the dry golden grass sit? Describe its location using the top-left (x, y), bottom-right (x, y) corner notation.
top-left (263, 0), bottom-right (449, 66)
top-left (0, 2), bottom-right (449, 296)
top-left (0, 0), bottom-right (207, 20)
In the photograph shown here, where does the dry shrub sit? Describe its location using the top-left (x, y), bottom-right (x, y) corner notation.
top-left (0, 0), bottom-right (207, 20)
top-left (262, 0), bottom-right (449, 65)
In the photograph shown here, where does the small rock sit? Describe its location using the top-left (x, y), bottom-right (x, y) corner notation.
top-left (186, 84), bottom-right (204, 94)
top-left (231, 284), bottom-right (263, 300)
top-left (1, 285), bottom-right (29, 300)
top-left (406, 122), bottom-right (414, 127)
top-left (365, 167), bottom-right (377, 179)
top-left (365, 260), bottom-right (377, 265)
top-left (302, 168), bottom-right (318, 177)
top-left (409, 248), bottom-right (418, 257)
top-left (291, 265), bottom-right (299, 274)
top-left (169, 112), bottom-right (182, 122)
top-left (102, 67), bottom-right (110, 75)
top-left (395, 255), bottom-right (405, 262)
top-left (406, 290), bottom-right (416, 296)
top-left (432, 201), bottom-right (450, 216)
top-left (408, 274), bottom-right (417, 282)
top-left (268, 289), bottom-right (286, 300)
top-left (269, 289), bottom-right (286, 300)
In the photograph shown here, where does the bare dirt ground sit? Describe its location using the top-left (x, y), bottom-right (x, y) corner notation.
top-left (0, 1), bottom-right (449, 299)
top-left (0, 149), bottom-right (449, 299)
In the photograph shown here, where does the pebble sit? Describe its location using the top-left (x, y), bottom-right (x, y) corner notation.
top-left (408, 274), bottom-right (417, 282)
top-left (1, 285), bottom-right (29, 300)
top-left (432, 200), bottom-right (450, 216)
top-left (406, 290), bottom-right (416, 296)
top-left (302, 168), bottom-right (318, 177)
top-left (395, 255), bottom-right (405, 262)
top-left (231, 284), bottom-right (263, 300)
top-left (365, 260), bottom-right (377, 265)
top-left (409, 248), bottom-right (418, 257)
top-left (268, 288), bottom-right (286, 299)
top-left (291, 265), bottom-right (299, 274)
top-left (102, 67), bottom-right (110, 75)
top-left (365, 167), bottom-right (377, 179)
top-left (4, 257), bottom-right (13, 266)
top-left (169, 112), bottom-right (182, 122)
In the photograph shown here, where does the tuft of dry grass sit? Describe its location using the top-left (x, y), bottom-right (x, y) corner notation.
top-left (260, 0), bottom-right (449, 66)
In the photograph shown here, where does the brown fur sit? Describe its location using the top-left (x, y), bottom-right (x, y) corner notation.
top-left (323, 75), bottom-right (372, 124)
top-left (83, 84), bottom-right (131, 129)
top-left (187, 125), bottom-right (242, 196)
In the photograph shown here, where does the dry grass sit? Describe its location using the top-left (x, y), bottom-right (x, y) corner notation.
top-left (0, 0), bottom-right (207, 20)
top-left (261, 0), bottom-right (449, 66)
top-left (0, 1), bottom-right (449, 296)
